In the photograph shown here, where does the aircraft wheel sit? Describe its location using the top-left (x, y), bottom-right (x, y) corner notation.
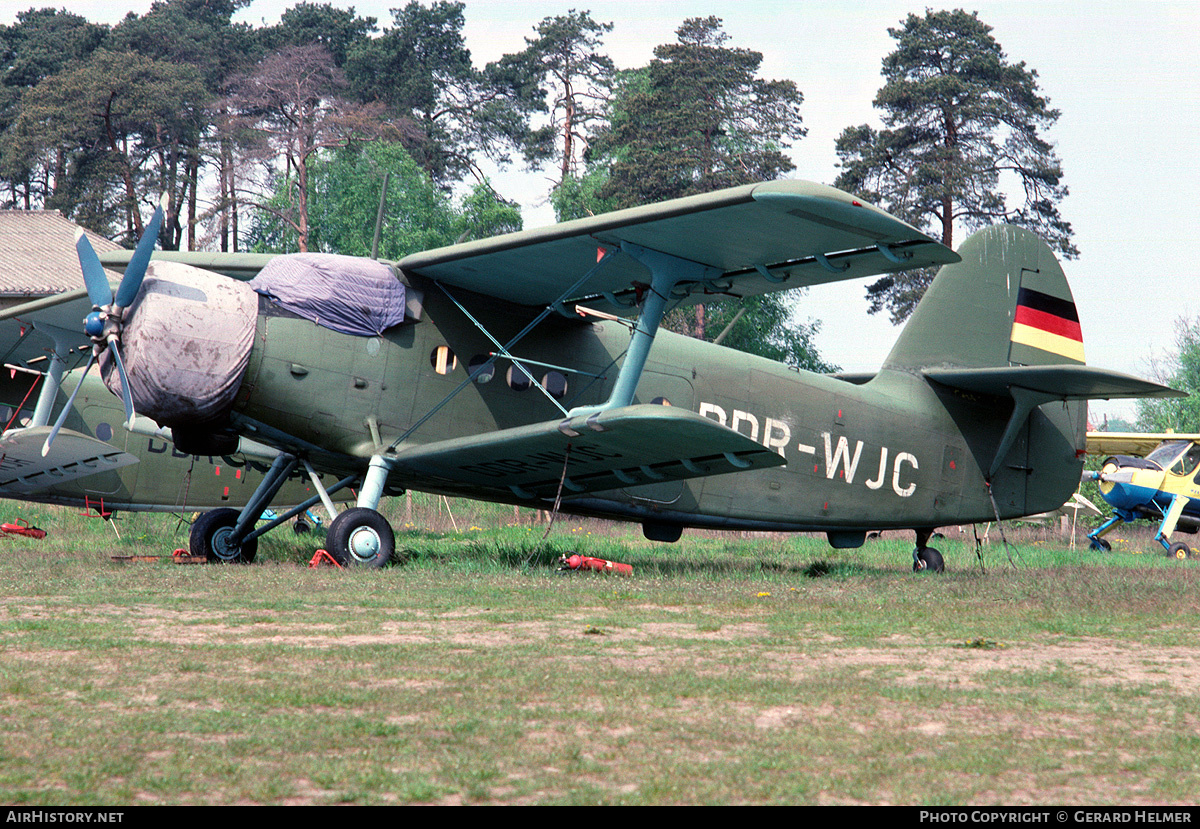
top-left (293, 518), bottom-right (310, 535)
top-left (1169, 541), bottom-right (1191, 560)
top-left (1090, 537), bottom-right (1112, 552)
top-left (327, 507), bottom-right (394, 568)
top-left (913, 547), bottom-right (944, 573)
top-left (191, 508), bottom-right (257, 564)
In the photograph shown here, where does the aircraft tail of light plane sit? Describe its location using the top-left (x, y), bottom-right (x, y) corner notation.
top-left (0, 180), bottom-right (1180, 569)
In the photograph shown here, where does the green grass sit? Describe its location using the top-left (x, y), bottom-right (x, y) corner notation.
top-left (1, 497), bottom-right (1198, 804)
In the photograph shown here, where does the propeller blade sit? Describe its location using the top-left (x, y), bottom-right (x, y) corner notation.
top-left (114, 194), bottom-right (166, 308)
top-left (41, 350), bottom-right (98, 457)
top-left (76, 229), bottom-right (113, 309)
top-left (106, 340), bottom-right (136, 428)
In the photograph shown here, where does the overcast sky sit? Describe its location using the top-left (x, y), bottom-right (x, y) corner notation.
top-left (3, 0), bottom-right (1198, 422)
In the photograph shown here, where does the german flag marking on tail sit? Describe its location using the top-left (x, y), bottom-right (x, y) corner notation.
top-left (1010, 286), bottom-right (1085, 363)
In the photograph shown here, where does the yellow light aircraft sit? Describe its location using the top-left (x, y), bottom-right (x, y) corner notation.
top-left (1084, 432), bottom-right (1200, 558)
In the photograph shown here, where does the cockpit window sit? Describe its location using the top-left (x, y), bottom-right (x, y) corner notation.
top-left (1146, 440), bottom-right (1189, 470)
top-left (1170, 443), bottom-right (1200, 477)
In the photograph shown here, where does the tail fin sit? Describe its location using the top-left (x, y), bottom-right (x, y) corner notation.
top-left (884, 224), bottom-right (1083, 371)
top-left (881, 224), bottom-right (1178, 518)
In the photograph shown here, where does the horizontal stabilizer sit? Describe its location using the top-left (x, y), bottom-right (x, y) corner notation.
top-left (390, 404), bottom-right (785, 500)
top-left (0, 426), bottom-right (138, 495)
top-left (924, 364), bottom-right (1184, 401)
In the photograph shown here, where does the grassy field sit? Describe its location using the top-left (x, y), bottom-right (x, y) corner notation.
top-left (1, 496), bottom-right (1198, 805)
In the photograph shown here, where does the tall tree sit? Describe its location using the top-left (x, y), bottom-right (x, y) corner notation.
top-left (559, 19), bottom-right (830, 372)
top-left (1136, 317), bottom-right (1200, 433)
top-left (504, 10), bottom-right (615, 185)
top-left (226, 43), bottom-right (382, 252)
top-left (344, 1), bottom-right (543, 185)
top-left (5, 48), bottom-right (208, 243)
top-left (105, 0), bottom-right (257, 250)
top-left (835, 9), bottom-right (1075, 323)
top-left (596, 16), bottom-right (804, 206)
top-left (258, 2), bottom-right (377, 68)
top-left (0, 8), bottom-right (107, 209)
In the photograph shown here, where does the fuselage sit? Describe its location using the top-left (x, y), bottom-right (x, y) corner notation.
top-left (228, 271), bottom-right (1087, 536)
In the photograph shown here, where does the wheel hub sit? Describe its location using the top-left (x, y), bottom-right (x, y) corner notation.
top-left (347, 526), bottom-right (381, 562)
top-left (210, 526), bottom-right (242, 562)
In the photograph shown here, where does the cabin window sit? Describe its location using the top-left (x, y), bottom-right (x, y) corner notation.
top-left (468, 355), bottom-right (495, 384)
top-left (507, 363), bottom-right (532, 391)
top-left (431, 346), bottom-right (457, 375)
top-left (651, 396), bottom-right (672, 406)
top-left (543, 371), bottom-right (568, 400)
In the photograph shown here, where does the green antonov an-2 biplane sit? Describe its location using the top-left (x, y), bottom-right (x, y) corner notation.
top-left (0, 180), bottom-right (1180, 570)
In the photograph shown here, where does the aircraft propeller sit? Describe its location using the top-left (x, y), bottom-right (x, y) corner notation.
top-left (42, 195), bottom-right (166, 456)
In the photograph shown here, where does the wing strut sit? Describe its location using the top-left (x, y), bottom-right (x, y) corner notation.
top-left (570, 242), bottom-right (721, 418)
top-left (29, 324), bottom-right (84, 429)
top-left (387, 248), bottom-right (619, 450)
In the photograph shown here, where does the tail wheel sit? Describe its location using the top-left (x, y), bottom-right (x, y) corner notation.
top-left (327, 507), bottom-right (394, 569)
top-left (1090, 537), bottom-right (1112, 552)
top-left (191, 508), bottom-right (257, 564)
top-left (1169, 541), bottom-right (1191, 560)
top-left (913, 547), bottom-right (945, 573)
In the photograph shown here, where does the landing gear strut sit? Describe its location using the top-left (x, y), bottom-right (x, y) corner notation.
top-left (912, 527), bottom-right (944, 573)
top-left (323, 456), bottom-right (396, 569)
top-left (188, 452), bottom-right (395, 568)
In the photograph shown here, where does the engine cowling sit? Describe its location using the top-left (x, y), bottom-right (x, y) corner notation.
top-left (99, 260), bottom-right (258, 429)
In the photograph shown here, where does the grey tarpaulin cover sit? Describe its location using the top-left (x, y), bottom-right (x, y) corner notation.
top-left (248, 253), bottom-right (406, 336)
top-left (100, 260), bottom-right (258, 427)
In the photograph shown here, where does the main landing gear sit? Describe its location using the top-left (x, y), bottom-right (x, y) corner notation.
top-left (912, 527), bottom-right (945, 573)
top-left (191, 507), bottom-right (258, 563)
top-left (326, 507), bottom-right (395, 568)
top-left (189, 453), bottom-right (395, 568)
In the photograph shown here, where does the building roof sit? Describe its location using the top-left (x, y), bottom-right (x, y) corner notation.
top-left (0, 210), bottom-right (121, 297)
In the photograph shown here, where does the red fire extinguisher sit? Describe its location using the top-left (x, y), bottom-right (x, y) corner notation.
top-left (559, 553), bottom-right (633, 576)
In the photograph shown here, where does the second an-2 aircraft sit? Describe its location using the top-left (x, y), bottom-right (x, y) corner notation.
top-left (0, 180), bottom-right (1179, 570)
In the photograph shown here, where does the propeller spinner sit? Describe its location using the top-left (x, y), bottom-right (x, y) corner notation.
top-left (42, 196), bottom-right (166, 456)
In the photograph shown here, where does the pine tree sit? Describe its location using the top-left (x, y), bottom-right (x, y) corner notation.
top-left (596, 16), bottom-right (804, 206)
top-left (835, 9), bottom-right (1075, 322)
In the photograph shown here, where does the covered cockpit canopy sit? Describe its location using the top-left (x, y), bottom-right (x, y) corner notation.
top-left (248, 253), bottom-right (407, 336)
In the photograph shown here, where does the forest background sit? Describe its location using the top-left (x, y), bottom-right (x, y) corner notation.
top-left (1, 0), bottom-right (1197, 428)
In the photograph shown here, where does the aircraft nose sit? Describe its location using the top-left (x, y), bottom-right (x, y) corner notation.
top-left (1095, 460), bottom-right (1126, 495)
top-left (1093, 460), bottom-right (1155, 511)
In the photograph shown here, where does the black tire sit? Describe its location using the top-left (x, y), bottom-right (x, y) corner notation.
top-left (326, 507), bottom-right (394, 568)
top-left (1169, 541), bottom-right (1191, 560)
top-left (191, 508), bottom-right (257, 564)
top-left (293, 518), bottom-right (310, 535)
top-left (1090, 537), bottom-right (1112, 552)
top-left (913, 547), bottom-right (945, 573)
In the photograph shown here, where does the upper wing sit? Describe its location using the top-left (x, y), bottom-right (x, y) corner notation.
top-left (1085, 432), bottom-right (1200, 457)
top-left (397, 180), bottom-right (959, 316)
top-left (0, 288), bottom-right (95, 373)
top-left (96, 250), bottom-right (276, 281)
